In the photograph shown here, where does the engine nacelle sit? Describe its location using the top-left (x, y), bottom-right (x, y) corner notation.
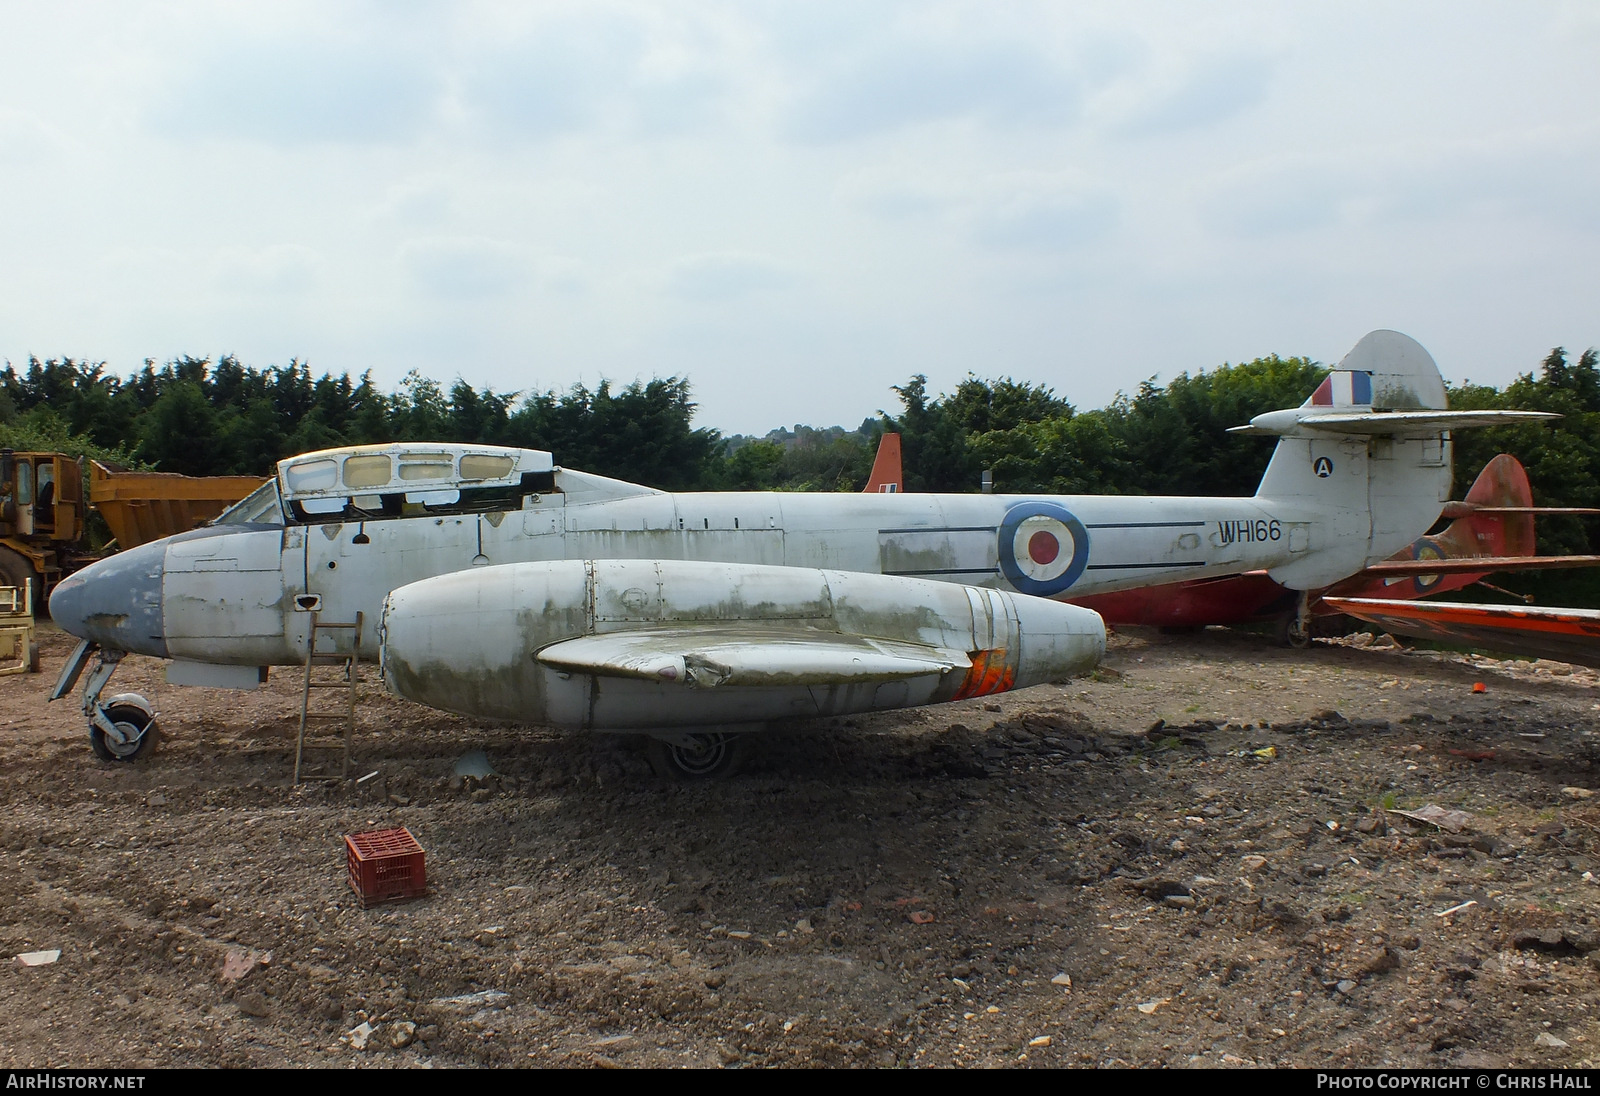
top-left (379, 558), bottom-right (1104, 730)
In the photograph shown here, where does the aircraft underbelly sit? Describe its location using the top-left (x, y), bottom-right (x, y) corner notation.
top-left (425, 671), bottom-right (944, 730)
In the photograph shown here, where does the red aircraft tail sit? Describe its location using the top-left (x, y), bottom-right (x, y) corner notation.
top-left (864, 432), bottom-right (903, 493)
top-left (1443, 452), bottom-right (1536, 556)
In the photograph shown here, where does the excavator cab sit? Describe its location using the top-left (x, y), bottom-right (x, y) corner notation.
top-left (0, 450), bottom-right (86, 604)
top-left (0, 451), bottom-right (82, 542)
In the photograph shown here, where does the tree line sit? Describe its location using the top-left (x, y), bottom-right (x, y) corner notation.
top-left (3, 345), bottom-right (1596, 603)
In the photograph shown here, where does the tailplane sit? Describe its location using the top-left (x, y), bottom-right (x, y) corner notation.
top-left (1238, 331), bottom-right (1557, 589)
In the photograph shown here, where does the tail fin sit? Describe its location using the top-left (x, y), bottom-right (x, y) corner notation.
top-left (864, 432), bottom-right (903, 493)
top-left (1450, 453), bottom-right (1537, 557)
top-left (1304, 329), bottom-right (1447, 411)
top-left (1240, 331), bottom-right (1556, 589)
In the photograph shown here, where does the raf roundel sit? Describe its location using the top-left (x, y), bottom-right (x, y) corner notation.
top-left (1409, 541), bottom-right (1444, 593)
top-left (998, 502), bottom-right (1090, 596)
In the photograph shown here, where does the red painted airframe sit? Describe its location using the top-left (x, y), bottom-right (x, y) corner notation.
top-left (1323, 597), bottom-right (1600, 670)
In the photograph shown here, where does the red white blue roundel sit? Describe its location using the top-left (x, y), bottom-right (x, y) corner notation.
top-left (998, 502), bottom-right (1090, 596)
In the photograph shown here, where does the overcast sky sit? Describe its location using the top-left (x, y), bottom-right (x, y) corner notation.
top-left (2, 2), bottom-right (1596, 435)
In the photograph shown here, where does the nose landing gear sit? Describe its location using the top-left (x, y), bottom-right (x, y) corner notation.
top-left (51, 641), bottom-right (159, 762)
top-left (89, 695), bottom-right (158, 761)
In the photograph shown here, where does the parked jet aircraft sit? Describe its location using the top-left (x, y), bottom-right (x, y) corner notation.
top-left (48, 330), bottom-right (1554, 774)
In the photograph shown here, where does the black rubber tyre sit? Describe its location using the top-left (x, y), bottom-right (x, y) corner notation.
top-left (1274, 612), bottom-right (1311, 649)
top-left (643, 733), bottom-right (746, 780)
top-left (89, 703), bottom-right (158, 762)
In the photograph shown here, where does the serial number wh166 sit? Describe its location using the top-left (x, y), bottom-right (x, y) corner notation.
top-left (1216, 519), bottom-right (1281, 545)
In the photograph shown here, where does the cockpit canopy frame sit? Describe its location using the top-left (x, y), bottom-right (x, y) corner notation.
top-left (272, 443), bottom-right (556, 525)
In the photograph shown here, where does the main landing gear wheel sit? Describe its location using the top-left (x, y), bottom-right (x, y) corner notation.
top-left (1275, 611), bottom-right (1311, 649)
top-left (644, 732), bottom-right (747, 781)
top-left (89, 702), bottom-right (158, 762)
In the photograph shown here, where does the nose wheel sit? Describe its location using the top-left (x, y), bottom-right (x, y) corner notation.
top-left (643, 732), bottom-right (747, 780)
top-left (53, 644), bottom-right (159, 762)
top-left (89, 699), bottom-right (159, 761)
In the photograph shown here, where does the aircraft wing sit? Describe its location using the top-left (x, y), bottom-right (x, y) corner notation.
top-left (1354, 555), bottom-right (1600, 577)
top-left (536, 627), bottom-right (972, 688)
top-left (1228, 409), bottom-right (1557, 436)
top-left (1297, 410), bottom-right (1557, 433)
top-left (1322, 597), bottom-right (1600, 669)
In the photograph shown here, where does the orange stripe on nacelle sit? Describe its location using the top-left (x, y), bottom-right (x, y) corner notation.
top-left (950, 649), bottom-right (1016, 700)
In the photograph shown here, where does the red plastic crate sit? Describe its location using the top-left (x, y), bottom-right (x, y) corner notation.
top-left (345, 827), bottom-right (427, 908)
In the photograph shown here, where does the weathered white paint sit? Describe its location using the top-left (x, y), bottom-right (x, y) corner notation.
top-left (51, 330), bottom-right (1555, 688)
top-left (379, 559), bottom-right (1102, 730)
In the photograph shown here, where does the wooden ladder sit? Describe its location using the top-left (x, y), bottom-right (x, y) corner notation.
top-left (294, 610), bottom-right (362, 783)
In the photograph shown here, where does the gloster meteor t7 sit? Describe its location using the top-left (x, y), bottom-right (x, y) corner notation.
top-left (48, 331), bottom-right (1551, 774)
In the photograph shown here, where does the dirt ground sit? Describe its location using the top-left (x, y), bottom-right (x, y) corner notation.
top-left (2, 620), bottom-right (1598, 1069)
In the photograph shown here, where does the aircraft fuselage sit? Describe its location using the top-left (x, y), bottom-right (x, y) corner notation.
top-left (51, 472), bottom-right (1383, 669)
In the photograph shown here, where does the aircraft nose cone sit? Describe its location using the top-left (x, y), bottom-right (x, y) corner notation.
top-left (49, 541), bottom-right (169, 657)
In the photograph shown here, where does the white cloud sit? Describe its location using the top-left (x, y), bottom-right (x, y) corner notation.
top-left (150, 39), bottom-right (442, 145)
top-left (1200, 162), bottom-right (1348, 238)
top-left (971, 181), bottom-right (1119, 251)
top-left (783, 37), bottom-right (1083, 142)
top-left (399, 237), bottom-right (528, 300)
top-left (1367, 129), bottom-right (1600, 232)
top-left (628, 69), bottom-right (732, 137)
top-left (212, 244), bottom-right (323, 294)
top-left (665, 252), bottom-right (797, 302)
top-left (0, 107), bottom-right (74, 165)
top-left (837, 169), bottom-right (960, 221)
top-left (453, 7), bottom-right (742, 143)
top-left (364, 179), bottom-right (457, 227)
top-left (461, 18), bottom-right (640, 141)
top-left (1115, 54), bottom-right (1273, 137)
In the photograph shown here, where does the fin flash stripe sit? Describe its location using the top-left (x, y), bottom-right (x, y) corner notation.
top-left (1310, 370), bottom-right (1373, 407)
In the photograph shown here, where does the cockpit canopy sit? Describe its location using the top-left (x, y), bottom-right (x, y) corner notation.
top-left (270, 444), bottom-right (556, 525)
